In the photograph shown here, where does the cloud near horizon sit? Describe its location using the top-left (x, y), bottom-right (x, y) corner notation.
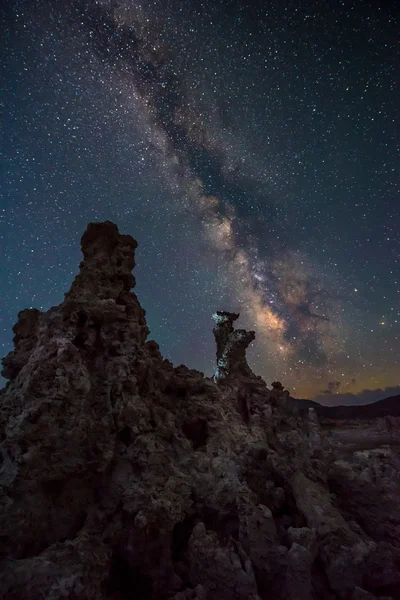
top-left (313, 386), bottom-right (400, 407)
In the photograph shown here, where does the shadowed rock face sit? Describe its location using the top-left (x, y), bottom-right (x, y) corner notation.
top-left (0, 221), bottom-right (399, 600)
top-left (66, 220), bottom-right (139, 301)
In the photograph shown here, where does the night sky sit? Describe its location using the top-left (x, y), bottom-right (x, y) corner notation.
top-left (1, 0), bottom-right (399, 403)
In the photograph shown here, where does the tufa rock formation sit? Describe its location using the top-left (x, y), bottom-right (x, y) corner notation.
top-left (212, 311), bottom-right (255, 382)
top-left (0, 221), bottom-right (399, 600)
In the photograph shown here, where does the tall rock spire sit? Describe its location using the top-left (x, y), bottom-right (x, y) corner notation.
top-left (212, 311), bottom-right (255, 382)
top-left (66, 220), bottom-right (138, 302)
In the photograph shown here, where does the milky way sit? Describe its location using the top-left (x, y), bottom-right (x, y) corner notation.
top-left (1, 0), bottom-right (399, 401)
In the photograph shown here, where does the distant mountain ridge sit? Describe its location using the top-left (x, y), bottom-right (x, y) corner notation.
top-left (294, 394), bottom-right (400, 420)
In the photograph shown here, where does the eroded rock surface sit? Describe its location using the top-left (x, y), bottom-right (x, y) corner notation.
top-left (0, 221), bottom-right (399, 600)
top-left (212, 311), bottom-right (255, 382)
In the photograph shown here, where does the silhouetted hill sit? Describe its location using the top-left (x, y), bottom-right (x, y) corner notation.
top-left (294, 394), bottom-right (400, 420)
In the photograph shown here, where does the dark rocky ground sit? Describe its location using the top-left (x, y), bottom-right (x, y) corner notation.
top-left (0, 221), bottom-right (399, 600)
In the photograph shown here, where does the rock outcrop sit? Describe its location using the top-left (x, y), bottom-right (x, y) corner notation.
top-left (0, 221), bottom-right (399, 600)
top-left (212, 311), bottom-right (255, 382)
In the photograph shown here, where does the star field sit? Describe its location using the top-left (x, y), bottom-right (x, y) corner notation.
top-left (1, 0), bottom-right (399, 402)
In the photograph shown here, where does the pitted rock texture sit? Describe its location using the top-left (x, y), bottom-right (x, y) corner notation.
top-left (0, 221), bottom-right (399, 600)
top-left (212, 311), bottom-right (255, 382)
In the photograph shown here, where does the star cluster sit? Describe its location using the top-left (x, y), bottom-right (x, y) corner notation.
top-left (1, 0), bottom-right (399, 401)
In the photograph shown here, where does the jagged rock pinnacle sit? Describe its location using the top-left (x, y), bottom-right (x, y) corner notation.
top-left (65, 220), bottom-right (138, 301)
top-left (212, 311), bottom-right (255, 382)
top-left (1, 222), bottom-right (149, 383)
